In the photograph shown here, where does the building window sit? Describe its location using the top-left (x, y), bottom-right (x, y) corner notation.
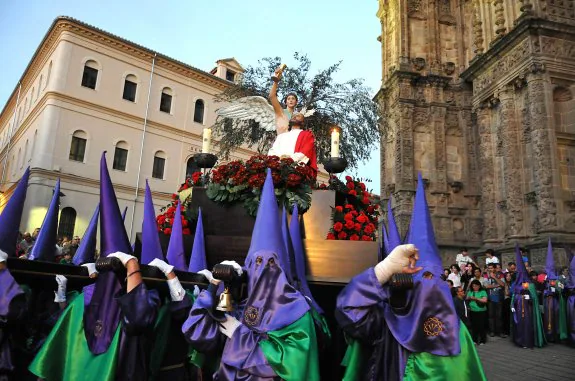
top-left (152, 151), bottom-right (166, 179)
top-left (113, 141), bottom-right (129, 171)
top-left (160, 88), bottom-right (173, 113)
top-left (81, 60), bottom-right (99, 89)
top-left (58, 207), bottom-right (77, 240)
top-left (226, 70), bottom-right (236, 82)
top-left (123, 75), bottom-right (137, 102)
top-left (69, 130), bottom-right (87, 162)
top-left (194, 99), bottom-right (205, 123)
top-left (186, 156), bottom-right (200, 178)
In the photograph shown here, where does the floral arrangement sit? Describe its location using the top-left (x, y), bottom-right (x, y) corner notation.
top-left (207, 155), bottom-right (317, 216)
top-left (155, 171), bottom-right (204, 235)
top-left (323, 176), bottom-right (380, 241)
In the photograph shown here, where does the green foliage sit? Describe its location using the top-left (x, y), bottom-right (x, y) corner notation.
top-left (211, 53), bottom-right (380, 169)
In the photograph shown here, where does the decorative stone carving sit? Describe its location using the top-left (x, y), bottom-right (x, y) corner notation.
top-left (412, 57), bottom-right (426, 71)
top-left (443, 62), bottom-right (456, 75)
top-left (519, 0), bottom-right (533, 15)
top-left (525, 191), bottom-right (537, 206)
top-left (497, 200), bottom-right (507, 211)
top-left (493, 0), bottom-right (507, 37)
top-left (449, 181), bottom-right (463, 193)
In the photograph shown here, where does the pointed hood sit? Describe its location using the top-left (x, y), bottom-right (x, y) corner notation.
top-left (188, 208), bottom-right (207, 272)
top-left (280, 206), bottom-right (294, 283)
top-left (246, 169), bottom-right (289, 272)
top-left (72, 204), bottom-right (99, 265)
top-left (84, 152), bottom-right (131, 355)
top-left (166, 201), bottom-right (187, 271)
top-left (386, 198), bottom-right (401, 254)
top-left (513, 244), bottom-right (531, 293)
top-left (290, 204), bottom-right (323, 313)
top-left (567, 248), bottom-right (575, 289)
top-left (406, 173), bottom-right (442, 279)
top-left (141, 180), bottom-right (164, 264)
top-left (545, 238), bottom-right (557, 280)
top-left (121, 206), bottom-right (128, 221)
top-left (0, 167), bottom-right (30, 254)
top-left (30, 179), bottom-right (60, 261)
top-left (380, 221), bottom-right (388, 262)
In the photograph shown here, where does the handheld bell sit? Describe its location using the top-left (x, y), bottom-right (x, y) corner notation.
top-left (216, 286), bottom-right (234, 312)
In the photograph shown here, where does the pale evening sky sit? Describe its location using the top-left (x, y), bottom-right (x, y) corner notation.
top-left (0, 0), bottom-right (383, 190)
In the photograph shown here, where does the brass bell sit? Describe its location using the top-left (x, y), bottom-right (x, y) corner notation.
top-left (216, 287), bottom-right (234, 312)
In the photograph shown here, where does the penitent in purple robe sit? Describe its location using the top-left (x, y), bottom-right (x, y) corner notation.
top-left (567, 291), bottom-right (575, 345)
top-left (512, 290), bottom-right (534, 348)
top-left (0, 269), bottom-right (26, 373)
top-left (84, 281), bottom-right (160, 380)
top-left (336, 268), bottom-right (460, 381)
top-left (542, 289), bottom-right (561, 342)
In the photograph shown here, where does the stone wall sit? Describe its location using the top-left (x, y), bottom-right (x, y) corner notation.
top-left (376, 0), bottom-right (575, 268)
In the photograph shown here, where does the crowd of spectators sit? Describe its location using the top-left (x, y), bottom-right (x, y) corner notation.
top-left (445, 247), bottom-right (570, 346)
top-left (15, 229), bottom-right (82, 264)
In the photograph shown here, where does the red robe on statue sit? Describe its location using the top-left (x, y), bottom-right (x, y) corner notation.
top-left (294, 130), bottom-right (317, 171)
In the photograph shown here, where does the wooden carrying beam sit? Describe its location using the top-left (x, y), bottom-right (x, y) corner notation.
top-left (5, 257), bottom-right (209, 291)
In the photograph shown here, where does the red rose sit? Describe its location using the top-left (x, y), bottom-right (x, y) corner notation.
top-left (172, 193), bottom-right (178, 200)
top-left (182, 219), bottom-right (188, 227)
top-left (362, 197), bottom-right (369, 205)
top-left (163, 228), bottom-right (172, 235)
top-left (349, 234), bottom-right (360, 241)
top-left (182, 228), bottom-right (191, 235)
top-left (349, 190), bottom-right (357, 196)
top-left (346, 182), bottom-right (355, 190)
top-left (359, 183), bottom-right (366, 191)
top-left (351, 210), bottom-right (358, 217)
top-left (337, 231), bottom-right (347, 239)
top-left (345, 176), bottom-right (353, 182)
top-left (354, 223), bottom-right (362, 232)
top-left (356, 214), bottom-right (368, 224)
top-left (335, 206), bottom-right (343, 213)
top-left (327, 233), bottom-right (336, 240)
top-left (344, 212), bottom-right (354, 221)
top-left (364, 225), bottom-right (374, 234)
top-left (181, 183), bottom-right (189, 190)
top-left (361, 235), bottom-right (372, 241)
top-left (345, 204), bottom-right (354, 210)
top-left (333, 222), bottom-right (343, 232)
top-left (345, 220), bottom-right (355, 230)
top-left (367, 205), bottom-right (375, 213)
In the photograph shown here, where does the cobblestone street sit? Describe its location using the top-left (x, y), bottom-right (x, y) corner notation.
top-left (476, 336), bottom-right (575, 380)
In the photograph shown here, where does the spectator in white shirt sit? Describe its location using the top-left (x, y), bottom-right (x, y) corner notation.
top-left (448, 264), bottom-right (462, 288)
top-left (484, 249), bottom-right (499, 267)
top-left (456, 248), bottom-right (477, 270)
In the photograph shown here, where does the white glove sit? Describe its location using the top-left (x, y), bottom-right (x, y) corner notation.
top-left (54, 275), bottom-right (67, 303)
top-left (81, 263), bottom-right (98, 277)
top-left (167, 277), bottom-right (185, 302)
top-left (108, 252), bottom-right (137, 267)
top-left (219, 314), bottom-right (241, 339)
top-left (220, 260), bottom-right (243, 276)
top-left (374, 244), bottom-right (418, 284)
top-left (148, 258), bottom-right (174, 277)
top-left (198, 269), bottom-right (214, 283)
top-left (511, 307), bottom-right (516, 313)
top-left (0, 249), bottom-right (8, 263)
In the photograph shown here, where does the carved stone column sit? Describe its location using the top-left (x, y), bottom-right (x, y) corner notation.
top-left (498, 85), bottom-right (524, 237)
top-left (526, 65), bottom-right (558, 232)
top-left (476, 103), bottom-right (498, 241)
top-left (395, 101), bottom-right (416, 235)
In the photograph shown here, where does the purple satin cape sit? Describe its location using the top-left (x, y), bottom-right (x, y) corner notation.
top-left (83, 272), bottom-right (123, 354)
top-left (337, 268), bottom-right (460, 357)
top-left (243, 250), bottom-right (309, 332)
top-left (0, 269), bottom-right (24, 316)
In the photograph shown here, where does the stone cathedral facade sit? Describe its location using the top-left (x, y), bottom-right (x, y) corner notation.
top-left (376, 0), bottom-right (575, 266)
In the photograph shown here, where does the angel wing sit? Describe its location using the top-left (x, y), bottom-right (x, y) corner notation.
top-left (299, 106), bottom-right (315, 118)
top-left (216, 96), bottom-right (277, 131)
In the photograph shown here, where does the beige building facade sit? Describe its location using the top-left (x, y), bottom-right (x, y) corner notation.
top-left (0, 17), bottom-right (255, 241)
top-left (376, 1), bottom-right (575, 267)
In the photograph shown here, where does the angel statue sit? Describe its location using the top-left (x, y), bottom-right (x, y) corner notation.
top-left (217, 65), bottom-right (317, 171)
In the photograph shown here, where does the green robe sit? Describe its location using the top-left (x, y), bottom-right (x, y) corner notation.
top-left (259, 311), bottom-right (320, 381)
top-left (341, 323), bottom-right (486, 381)
top-left (28, 293), bottom-right (121, 381)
